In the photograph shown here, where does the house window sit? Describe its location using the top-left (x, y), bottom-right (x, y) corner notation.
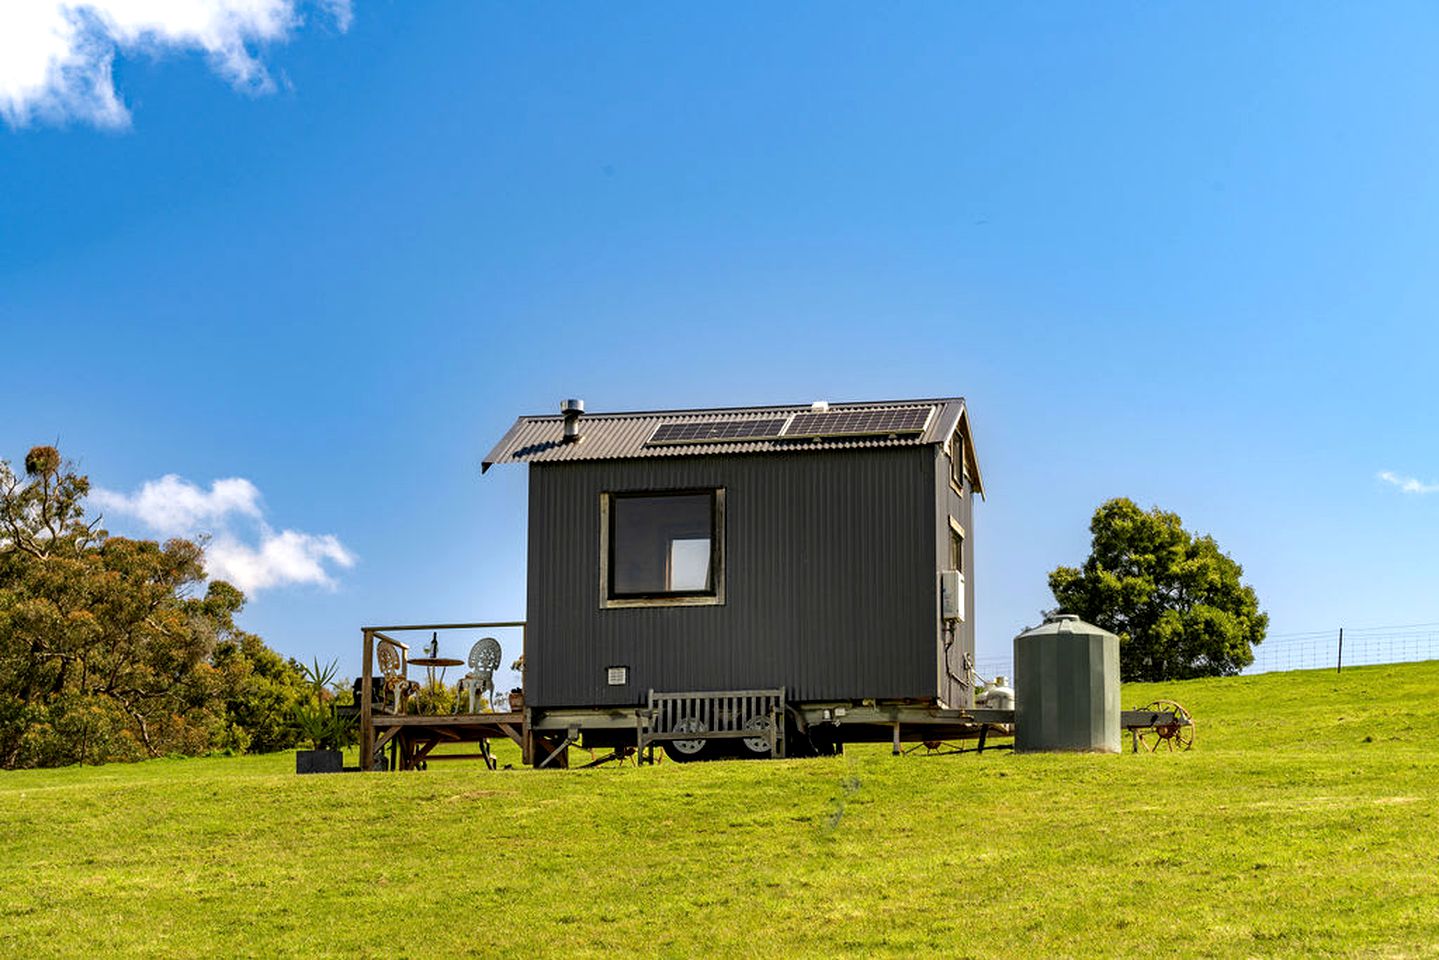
top-left (950, 430), bottom-right (967, 489)
top-left (948, 522), bottom-right (964, 573)
top-left (601, 489), bottom-right (725, 607)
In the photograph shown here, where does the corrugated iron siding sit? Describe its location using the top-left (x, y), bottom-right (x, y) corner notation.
top-left (934, 446), bottom-right (976, 708)
top-left (526, 447), bottom-right (939, 708)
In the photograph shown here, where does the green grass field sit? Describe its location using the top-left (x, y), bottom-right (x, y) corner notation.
top-left (3, 662), bottom-right (1438, 958)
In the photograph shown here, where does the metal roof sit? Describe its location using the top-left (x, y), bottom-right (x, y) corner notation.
top-left (483, 397), bottom-right (983, 494)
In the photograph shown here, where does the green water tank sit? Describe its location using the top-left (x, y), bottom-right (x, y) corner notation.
top-left (1013, 613), bottom-right (1120, 753)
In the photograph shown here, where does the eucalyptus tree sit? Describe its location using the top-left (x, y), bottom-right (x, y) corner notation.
top-left (0, 447), bottom-right (306, 767)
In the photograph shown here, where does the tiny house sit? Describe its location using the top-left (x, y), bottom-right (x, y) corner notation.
top-left (482, 396), bottom-right (985, 760)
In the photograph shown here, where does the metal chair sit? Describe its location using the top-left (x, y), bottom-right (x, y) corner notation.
top-left (376, 642), bottom-right (418, 713)
top-left (459, 638), bottom-right (503, 713)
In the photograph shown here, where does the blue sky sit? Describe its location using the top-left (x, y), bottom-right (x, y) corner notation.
top-left (4, 3), bottom-right (1438, 685)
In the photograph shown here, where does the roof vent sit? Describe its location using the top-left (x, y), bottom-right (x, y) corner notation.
top-left (561, 398), bottom-right (584, 443)
top-left (810, 400), bottom-right (830, 413)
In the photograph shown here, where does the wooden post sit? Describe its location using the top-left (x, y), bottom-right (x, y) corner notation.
top-left (521, 710), bottom-right (535, 767)
top-left (1337, 627), bottom-right (1344, 674)
top-left (892, 719), bottom-right (902, 756)
top-left (520, 621), bottom-right (530, 763)
top-left (360, 629), bottom-right (374, 771)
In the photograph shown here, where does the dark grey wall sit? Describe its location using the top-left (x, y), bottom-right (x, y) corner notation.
top-left (525, 447), bottom-right (945, 708)
top-left (933, 447), bottom-right (976, 708)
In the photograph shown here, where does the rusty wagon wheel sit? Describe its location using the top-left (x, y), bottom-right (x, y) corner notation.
top-left (1136, 699), bottom-right (1195, 752)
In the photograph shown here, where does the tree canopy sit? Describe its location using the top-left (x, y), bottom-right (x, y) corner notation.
top-left (0, 447), bottom-right (311, 767)
top-left (1048, 498), bottom-right (1267, 682)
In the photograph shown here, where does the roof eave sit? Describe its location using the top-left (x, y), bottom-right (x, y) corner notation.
top-left (957, 405), bottom-right (985, 499)
top-left (481, 418), bottom-right (528, 474)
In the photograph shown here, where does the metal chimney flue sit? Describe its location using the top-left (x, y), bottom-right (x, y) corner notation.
top-left (561, 399), bottom-right (584, 443)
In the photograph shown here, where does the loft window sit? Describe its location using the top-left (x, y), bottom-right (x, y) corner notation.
top-left (601, 489), bottom-right (726, 608)
top-left (950, 430), bottom-right (967, 489)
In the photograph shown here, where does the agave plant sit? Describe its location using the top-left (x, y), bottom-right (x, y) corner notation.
top-left (293, 658), bottom-right (356, 750)
top-left (301, 658), bottom-right (340, 701)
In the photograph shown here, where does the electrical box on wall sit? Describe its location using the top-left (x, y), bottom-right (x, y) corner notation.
top-left (940, 570), bottom-right (965, 622)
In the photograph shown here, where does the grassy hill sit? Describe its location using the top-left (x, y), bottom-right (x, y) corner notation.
top-left (2, 661), bottom-right (1437, 958)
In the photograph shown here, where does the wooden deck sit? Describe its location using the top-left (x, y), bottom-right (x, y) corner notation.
top-left (359, 621), bottom-right (571, 770)
top-left (371, 711), bottom-right (533, 771)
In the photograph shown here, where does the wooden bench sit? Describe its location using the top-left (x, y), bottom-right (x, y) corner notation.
top-left (637, 688), bottom-right (787, 759)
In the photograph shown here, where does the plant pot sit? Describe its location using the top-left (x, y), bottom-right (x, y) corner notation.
top-left (296, 749), bottom-right (343, 774)
top-left (508, 691), bottom-right (525, 711)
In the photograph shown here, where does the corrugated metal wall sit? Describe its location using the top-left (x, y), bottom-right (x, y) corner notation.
top-left (525, 447), bottom-right (941, 708)
top-left (933, 446), bottom-right (976, 708)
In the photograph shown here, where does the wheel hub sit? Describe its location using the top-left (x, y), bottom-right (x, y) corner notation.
top-left (671, 717), bottom-right (708, 755)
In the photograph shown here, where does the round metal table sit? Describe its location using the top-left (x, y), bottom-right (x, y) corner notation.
top-left (406, 656), bottom-right (464, 693)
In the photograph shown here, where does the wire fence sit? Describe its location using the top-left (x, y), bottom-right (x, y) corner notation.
top-left (974, 621), bottom-right (1439, 683)
top-left (1245, 623), bottom-right (1439, 675)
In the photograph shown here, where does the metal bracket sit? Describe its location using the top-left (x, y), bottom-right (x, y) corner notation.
top-left (539, 726), bottom-right (579, 769)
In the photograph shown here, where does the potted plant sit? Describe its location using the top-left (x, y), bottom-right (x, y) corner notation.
top-left (294, 658), bottom-right (356, 774)
top-left (509, 655), bottom-right (526, 711)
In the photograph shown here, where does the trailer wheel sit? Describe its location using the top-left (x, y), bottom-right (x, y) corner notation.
top-left (740, 715), bottom-right (774, 756)
top-left (663, 718), bottom-right (710, 762)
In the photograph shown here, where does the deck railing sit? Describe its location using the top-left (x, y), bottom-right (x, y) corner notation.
top-left (360, 620), bottom-right (526, 771)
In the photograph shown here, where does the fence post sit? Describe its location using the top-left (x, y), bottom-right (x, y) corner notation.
top-left (361, 628), bottom-right (374, 770)
top-left (1336, 627), bottom-right (1343, 674)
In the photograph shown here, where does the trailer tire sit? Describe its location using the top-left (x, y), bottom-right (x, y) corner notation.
top-left (662, 740), bottom-right (713, 762)
top-left (740, 715), bottom-right (775, 756)
top-left (663, 717), bottom-right (712, 762)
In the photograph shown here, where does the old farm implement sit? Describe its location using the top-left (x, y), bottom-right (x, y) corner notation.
top-left (1122, 700), bottom-right (1195, 753)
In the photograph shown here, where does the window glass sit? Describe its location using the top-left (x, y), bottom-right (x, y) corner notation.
top-left (950, 430), bottom-right (966, 487)
top-left (667, 538), bottom-right (712, 591)
top-left (949, 525), bottom-right (964, 573)
top-left (610, 493), bottom-right (715, 596)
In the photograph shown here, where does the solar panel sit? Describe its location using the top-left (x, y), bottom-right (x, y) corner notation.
top-left (781, 407), bottom-right (932, 439)
top-left (647, 418), bottom-right (789, 446)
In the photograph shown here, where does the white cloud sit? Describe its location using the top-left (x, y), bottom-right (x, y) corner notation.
top-left (1377, 471), bottom-right (1439, 495)
top-left (90, 474), bottom-right (261, 536)
top-left (0, 1), bottom-right (351, 128)
top-left (91, 474), bottom-right (355, 594)
top-left (206, 528), bottom-right (355, 594)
